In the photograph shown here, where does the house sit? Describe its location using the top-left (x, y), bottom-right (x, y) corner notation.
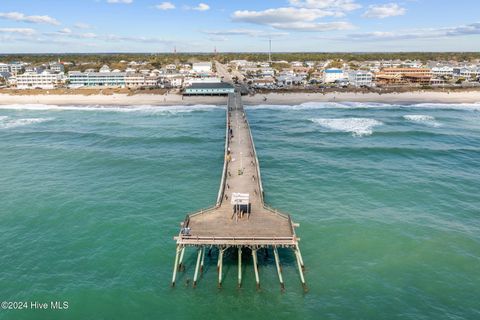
top-left (0, 63), bottom-right (9, 73)
top-left (252, 77), bottom-right (275, 88)
top-left (50, 63), bottom-right (65, 73)
top-left (431, 66), bottom-right (454, 77)
top-left (99, 65), bottom-right (111, 73)
top-left (323, 68), bottom-right (345, 83)
top-left (348, 71), bottom-right (373, 87)
top-left (192, 62), bottom-right (212, 74)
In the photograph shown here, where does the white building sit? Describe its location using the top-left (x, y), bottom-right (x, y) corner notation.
top-left (99, 65), bottom-right (111, 73)
top-left (184, 77), bottom-right (221, 86)
top-left (50, 62), bottom-right (65, 73)
top-left (0, 63), bottom-right (9, 72)
top-left (348, 71), bottom-right (373, 87)
top-left (431, 66), bottom-right (454, 77)
top-left (68, 71), bottom-right (126, 87)
top-left (453, 67), bottom-right (478, 79)
top-left (16, 71), bottom-right (62, 89)
top-left (323, 68), bottom-right (345, 83)
top-left (125, 73), bottom-right (159, 88)
top-left (9, 63), bottom-right (25, 74)
top-left (192, 62), bottom-right (212, 74)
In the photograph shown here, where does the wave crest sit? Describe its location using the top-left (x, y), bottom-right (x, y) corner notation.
top-left (0, 116), bottom-right (53, 129)
top-left (0, 104), bottom-right (224, 114)
top-left (403, 114), bottom-right (441, 127)
top-left (310, 117), bottom-right (383, 137)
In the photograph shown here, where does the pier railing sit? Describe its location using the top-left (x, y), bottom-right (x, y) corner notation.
top-left (215, 94), bottom-right (233, 206)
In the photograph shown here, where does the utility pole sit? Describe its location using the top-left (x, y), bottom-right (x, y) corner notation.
top-left (268, 39), bottom-right (272, 63)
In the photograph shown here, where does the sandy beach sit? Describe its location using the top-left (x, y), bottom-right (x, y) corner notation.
top-left (1, 90), bottom-right (480, 106)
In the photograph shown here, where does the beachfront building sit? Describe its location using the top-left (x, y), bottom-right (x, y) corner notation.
top-left (192, 62), bottom-right (212, 74)
top-left (68, 71), bottom-right (126, 87)
top-left (124, 73), bottom-right (160, 88)
top-left (375, 67), bottom-right (432, 85)
top-left (16, 71), bottom-right (63, 89)
top-left (184, 82), bottom-right (234, 95)
top-left (348, 71), bottom-right (373, 87)
top-left (323, 68), bottom-right (345, 83)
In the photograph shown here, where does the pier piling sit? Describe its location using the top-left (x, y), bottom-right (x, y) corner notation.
top-left (193, 248), bottom-right (202, 287)
top-left (273, 247), bottom-right (284, 290)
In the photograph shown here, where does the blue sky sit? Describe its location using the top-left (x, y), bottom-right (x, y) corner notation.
top-left (0, 0), bottom-right (479, 53)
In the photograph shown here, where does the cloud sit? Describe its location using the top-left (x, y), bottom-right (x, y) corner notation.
top-left (233, 8), bottom-right (343, 24)
top-left (203, 29), bottom-right (289, 38)
top-left (0, 28), bottom-right (36, 35)
top-left (272, 21), bottom-right (353, 31)
top-left (58, 28), bottom-right (72, 34)
top-left (232, 7), bottom-right (355, 32)
top-left (106, 0), bottom-right (133, 3)
top-left (0, 12), bottom-right (60, 25)
top-left (288, 0), bottom-right (361, 11)
top-left (187, 3), bottom-right (210, 11)
top-left (155, 2), bottom-right (175, 10)
top-left (334, 22), bottom-right (480, 41)
top-left (363, 3), bottom-right (406, 19)
top-left (74, 22), bottom-right (92, 29)
top-left (231, 0), bottom-right (361, 33)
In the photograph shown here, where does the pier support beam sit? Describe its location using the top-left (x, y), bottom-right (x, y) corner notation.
top-left (193, 248), bottom-right (202, 287)
top-left (218, 248), bottom-right (224, 287)
top-left (296, 245), bottom-right (305, 270)
top-left (294, 248), bottom-right (307, 291)
top-left (171, 245), bottom-right (182, 287)
top-left (178, 246), bottom-right (186, 272)
top-left (252, 249), bottom-right (260, 289)
top-left (273, 247), bottom-right (284, 290)
top-left (238, 247), bottom-right (242, 288)
top-left (200, 247), bottom-right (206, 273)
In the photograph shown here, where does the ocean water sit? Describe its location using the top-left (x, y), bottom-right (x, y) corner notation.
top-left (0, 102), bottom-right (479, 320)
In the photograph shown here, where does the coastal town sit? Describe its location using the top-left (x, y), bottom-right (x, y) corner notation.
top-left (1, 55), bottom-right (480, 95)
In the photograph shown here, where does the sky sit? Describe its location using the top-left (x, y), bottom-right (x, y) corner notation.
top-left (0, 0), bottom-right (480, 53)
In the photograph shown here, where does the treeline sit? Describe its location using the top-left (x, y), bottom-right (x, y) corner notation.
top-left (1, 52), bottom-right (480, 66)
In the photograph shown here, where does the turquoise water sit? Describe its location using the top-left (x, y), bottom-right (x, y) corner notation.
top-left (0, 102), bottom-right (479, 320)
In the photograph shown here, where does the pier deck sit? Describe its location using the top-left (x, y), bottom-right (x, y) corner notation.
top-left (172, 92), bottom-right (305, 289)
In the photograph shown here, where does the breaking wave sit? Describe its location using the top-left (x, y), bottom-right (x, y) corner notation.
top-left (246, 102), bottom-right (480, 111)
top-left (0, 116), bottom-right (54, 129)
top-left (310, 117), bottom-right (383, 137)
top-left (0, 104), bottom-right (224, 114)
top-left (403, 115), bottom-right (441, 127)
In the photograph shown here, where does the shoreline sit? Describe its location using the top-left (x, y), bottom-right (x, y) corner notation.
top-left (1, 91), bottom-right (480, 106)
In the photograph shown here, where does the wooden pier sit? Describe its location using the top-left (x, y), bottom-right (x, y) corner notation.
top-left (172, 92), bottom-right (305, 290)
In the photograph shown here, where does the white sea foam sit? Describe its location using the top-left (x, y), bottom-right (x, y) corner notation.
top-left (0, 104), bottom-right (224, 114)
top-left (246, 102), bottom-right (480, 111)
top-left (403, 114), bottom-right (441, 127)
top-left (0, 116), bottom-right (53, 129)
top-left (311, 117), bottom-right (383, 137)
